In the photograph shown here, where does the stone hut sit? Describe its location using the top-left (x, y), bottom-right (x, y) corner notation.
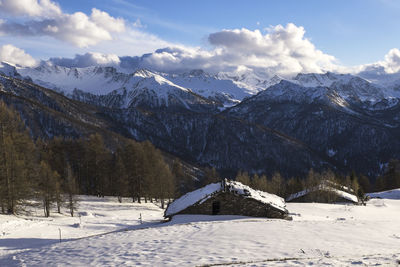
top-left (165, 179), bottom-right (290, 220)
top-left (286, 180), bottom-right (359, 203)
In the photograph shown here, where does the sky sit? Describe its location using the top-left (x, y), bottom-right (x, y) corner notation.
top-left (0, 0), bottom-right (400, 77)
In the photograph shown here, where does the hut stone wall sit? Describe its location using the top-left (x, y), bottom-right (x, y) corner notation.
top-left (175, 192), bottom-right (288, 219)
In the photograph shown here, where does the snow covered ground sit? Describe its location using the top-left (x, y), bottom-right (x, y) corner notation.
top-left (1, 193), bottom-right (400, 266)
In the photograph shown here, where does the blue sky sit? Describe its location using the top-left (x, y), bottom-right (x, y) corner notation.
top-left (49, 0), bottom-right (400, 65)
top-left (0, 0), bottom-right (399, 74)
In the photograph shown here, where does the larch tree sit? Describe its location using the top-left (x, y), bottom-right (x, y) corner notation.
top-left (65, 162), bottom-right (78, 217)
top-left (37, 161), bottom-right (60, 217)
top-left (0, 102), bottom-right (36, 214)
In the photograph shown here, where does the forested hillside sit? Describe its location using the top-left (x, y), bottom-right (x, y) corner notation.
top-left (0, 101), bottom-right (210, 215)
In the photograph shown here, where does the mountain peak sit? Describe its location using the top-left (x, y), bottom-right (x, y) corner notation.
top-left (292, 72), bottom-right (354, 88)
top-left (132, 68), bottom-right (155, 78)
top-left (0, 61), bottom-right (20, 77)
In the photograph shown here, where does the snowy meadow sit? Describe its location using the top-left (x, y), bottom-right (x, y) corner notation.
top-left (0, 191), bottom-right (400, 266)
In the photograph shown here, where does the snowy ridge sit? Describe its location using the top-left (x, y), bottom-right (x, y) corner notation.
top-left (16, 63), bottom-right (272, 106)
top-left (291, 72), bottom-right (353, 88)
top-left (252, 80), bottom-right (327, 104)
top-left (241, 72), bottom-right (400, 112)
top-left (290, 72), bottom-right (399, 107)
top-left (0, 62), bottom-right (20, 77)
top-left (165, 180), bottom-right (287, 217)
top-left (19, 64), bottom-right (214, 110)
top-left (18, 63), bottom-right (129, 95)
top-left (166, 70), bottom-right (254, 106)
top-left (13, 61), bottom-right (400, 111)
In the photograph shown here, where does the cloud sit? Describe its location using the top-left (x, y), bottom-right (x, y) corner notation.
top-left (0, 44), bottom-right (37, 67)
top-left (382, 48), bottom-right (400, 73)
top-left (0, 0), bottom-right (125, 47)
top-left (355, 48), bottom-right (400, 75)
top-left (0, 0), bottom-right (61, 18)
top-left (135, 23), bottom-right (337, 77)
top-left (34, 23), bottom-right (340, 77)
top-left (48, 52), bottom-right (120, 68)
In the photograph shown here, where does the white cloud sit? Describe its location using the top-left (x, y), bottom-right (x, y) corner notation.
top-left (48, 52), bottom-right (120, 68)
top-left (137, 23), bottom-right (337, 77)
top-left (32, 23), bottom-right (340, 77)
top-left (90, 8), bottom-right (125, 33)
top-left (382, 48), bottom-right (400, 73)
top-left (355, 48), bottom-right (400, 75)
top-left (0, 1), bottom-right (126, 47)
top-left (0, 0), bottom-right (61, 18)
top-left (0, 44), bottom-right (37, 67)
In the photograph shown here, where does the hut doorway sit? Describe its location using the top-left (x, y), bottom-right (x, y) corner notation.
top-left (212, 201), bottom-right (220, 215)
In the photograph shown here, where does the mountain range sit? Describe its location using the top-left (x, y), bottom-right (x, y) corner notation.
top-left (1, 61), bottom-right (399, 179)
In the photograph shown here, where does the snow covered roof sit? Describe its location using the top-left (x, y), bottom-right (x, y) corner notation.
top-left (367, 188), bottom-right (400, 200)
top-left (286, 182), bottom-right (358, 203)
top-left (165, 179), bottom-right (287, 217)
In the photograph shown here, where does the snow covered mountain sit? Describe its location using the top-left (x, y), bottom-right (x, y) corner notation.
top-left (0, 62), bottom-right (22, 78)
top-left (357, 66), bottom-right (400, 98)
top-left (291, 72), bottom-right (354, 87)
top-left (18, 63), bottom-right (129, 95)
top-left (16, 63), bottom-right (273, 108)
top-left (225, 76), bottom-right (400, 176)
top-left (2, 60), bottom-right (400, 177)
top-left (16, 61), bottom-right (400, 111)
top-left (285, 72), bottom-right (399, 110)
top-left (17, 64), bottom-right (218, 111)
top-left (162, 69), bottom-right (259, 107)
top-left (71, 69), bottom-right (219, 112)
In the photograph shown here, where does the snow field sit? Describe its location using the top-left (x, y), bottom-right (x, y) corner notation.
top-left (0, 196), bottom-right (164, 260)
top-left (0, 195), bottom-right (399, 266)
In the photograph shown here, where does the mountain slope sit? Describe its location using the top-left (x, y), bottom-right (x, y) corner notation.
top-left (226, 79), bottom-right (400, 176)
top-left (16, 63), bottom-right (275, 108)
top-left (2, 67), bottom-right (400, 178)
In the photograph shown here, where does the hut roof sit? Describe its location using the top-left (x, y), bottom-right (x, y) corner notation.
top-left (165, 179), bottom-right (286, 217)
top-left (286, 181), bottom-right (358, 203)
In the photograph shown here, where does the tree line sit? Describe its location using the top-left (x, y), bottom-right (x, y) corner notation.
top-left (1, 100), bottom-right (399, 216)
top-left (375, 159), bottom-right (400, 192)
top-left (0, 101), bottom-right (193, 216)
